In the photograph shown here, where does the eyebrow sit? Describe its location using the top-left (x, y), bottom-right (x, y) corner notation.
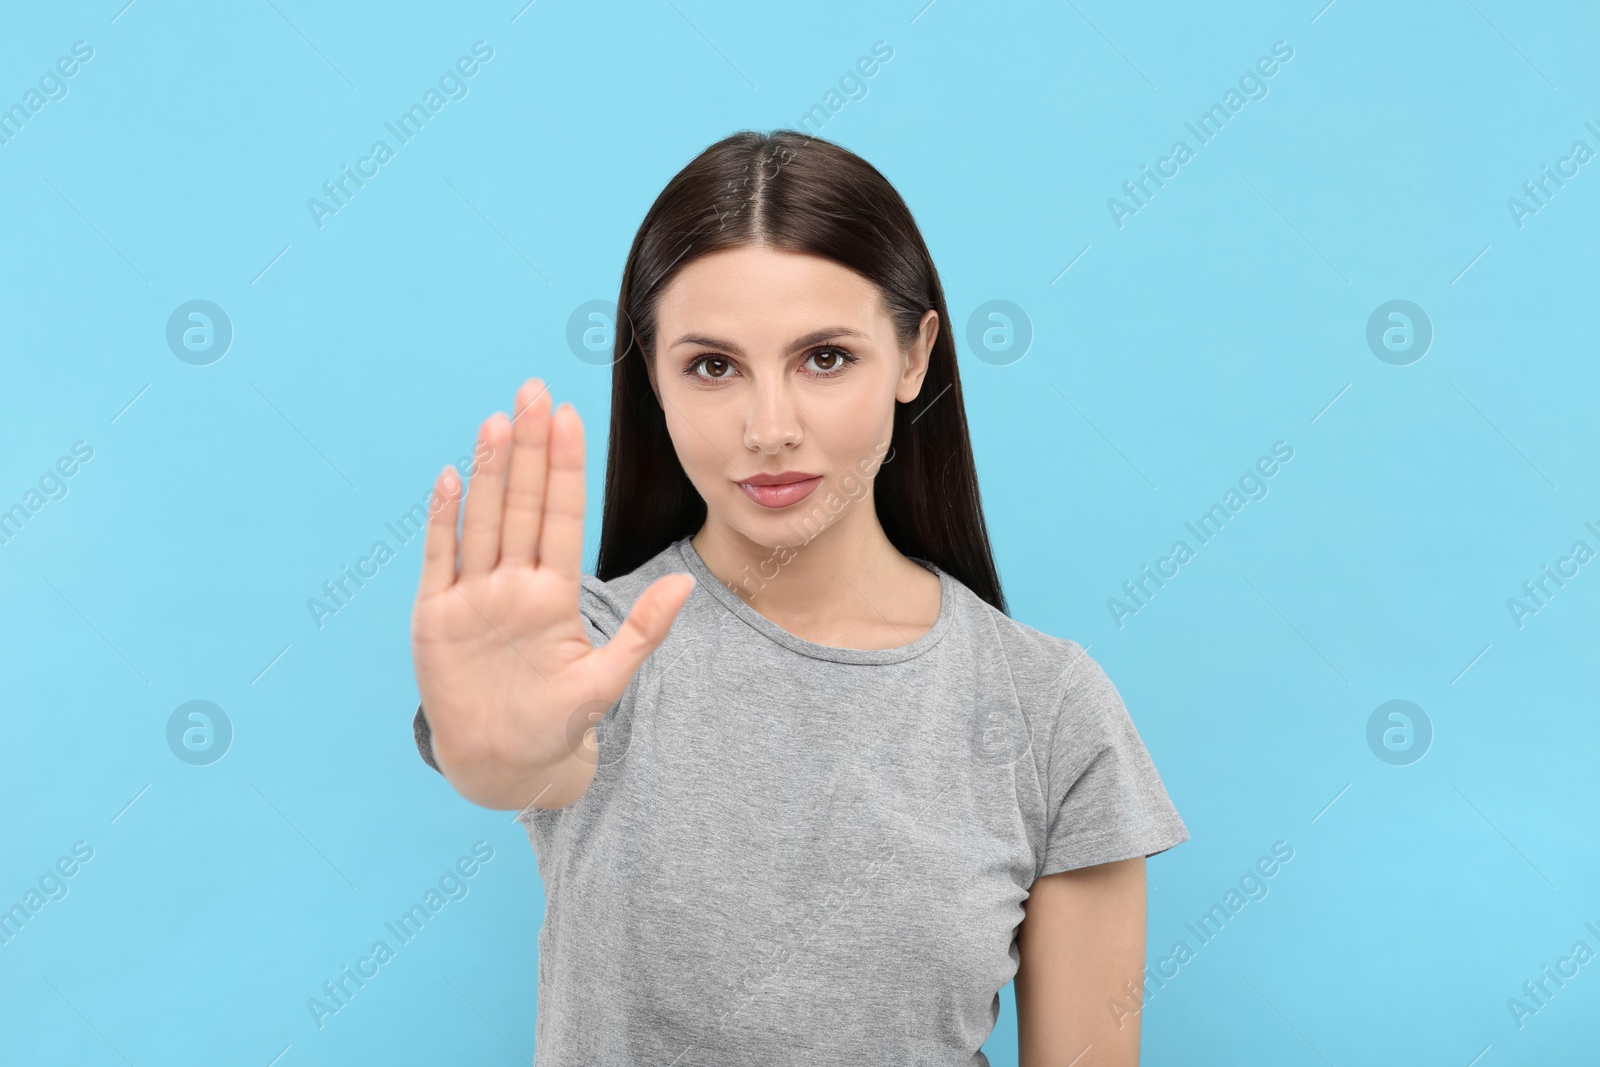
top-left (667, 327), bottom-right (870, 359)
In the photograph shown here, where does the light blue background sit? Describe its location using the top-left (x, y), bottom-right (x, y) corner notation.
top-left (2, 1), bottom-right (1596, 1064)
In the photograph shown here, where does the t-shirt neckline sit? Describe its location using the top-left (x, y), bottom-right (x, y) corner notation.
top-left (674, 536), bottom-right (955, 665)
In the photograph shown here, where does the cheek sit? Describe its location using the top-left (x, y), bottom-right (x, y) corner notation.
top-left (809, 402), bottom-right (877, 459)
top-left (662, 398), bottom-right (731, 481)
top-left (812, 378), bottom-right (897, 458)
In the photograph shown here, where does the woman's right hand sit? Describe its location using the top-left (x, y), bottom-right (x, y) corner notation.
top-left (409, 377), bottom-right (697, 812)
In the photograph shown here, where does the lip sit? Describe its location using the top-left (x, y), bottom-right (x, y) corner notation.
top-left (737, 472), bottom-right (822, 509)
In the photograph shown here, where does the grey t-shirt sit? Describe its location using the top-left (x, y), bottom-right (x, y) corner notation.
top-left (412, 535), bottom-right (1188, 1065)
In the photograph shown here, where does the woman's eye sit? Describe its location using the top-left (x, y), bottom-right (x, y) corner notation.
top-left (806, 347), bottom-right (857, 376)
top-left (688, 355), bottom-right (733, 379)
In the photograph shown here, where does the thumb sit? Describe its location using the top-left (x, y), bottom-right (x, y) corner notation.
top-left (589, 573), bottom-right (697, 696)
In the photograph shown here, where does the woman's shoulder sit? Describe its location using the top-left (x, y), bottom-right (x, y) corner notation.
top-left (947, 577), bottom-right (1085, 669)
top-left (945, 580), bottom-right (1105, 717)
top-left (577, 536), bottom-right (692, 635)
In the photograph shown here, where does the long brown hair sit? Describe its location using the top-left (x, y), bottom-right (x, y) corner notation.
top-left (595, 129), bottom-right (1007, 615)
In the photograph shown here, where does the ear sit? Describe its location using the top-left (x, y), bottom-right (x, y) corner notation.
top-left (895, 309), bottom-right (939, 404)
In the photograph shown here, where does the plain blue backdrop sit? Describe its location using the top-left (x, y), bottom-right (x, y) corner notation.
top-left (2, 1), bottom-right (1596, 1064)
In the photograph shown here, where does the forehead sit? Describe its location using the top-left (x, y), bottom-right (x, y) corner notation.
top-left (656, 246), bottom-right (887, 340)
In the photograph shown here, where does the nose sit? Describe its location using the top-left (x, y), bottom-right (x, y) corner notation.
top-left (743, 373), bottom-right (801, 454)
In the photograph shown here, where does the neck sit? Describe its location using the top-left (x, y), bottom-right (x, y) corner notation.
top-left (690, 505), bottom-right (913, 621)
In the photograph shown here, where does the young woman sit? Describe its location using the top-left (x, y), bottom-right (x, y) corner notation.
top-left (409, 130), bottom-right (1188, 1066)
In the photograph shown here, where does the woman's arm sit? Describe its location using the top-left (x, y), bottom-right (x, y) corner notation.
top-left (1015, 856), bottom-right (1149, 1066)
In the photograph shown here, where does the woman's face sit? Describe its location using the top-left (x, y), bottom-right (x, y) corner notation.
top-left (648, 244), bottom-right (938, 551)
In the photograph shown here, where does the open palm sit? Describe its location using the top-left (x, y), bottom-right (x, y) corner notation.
top-left (409, 377), bottom-right (696, 811)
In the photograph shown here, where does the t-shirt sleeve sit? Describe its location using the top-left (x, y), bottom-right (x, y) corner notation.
top-left (411, 575), bottom-right (619, 775)
top-left (1037, 645), bottom-right (1189, 878)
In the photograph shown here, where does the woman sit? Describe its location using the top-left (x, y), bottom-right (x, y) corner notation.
top-left (409, 129), bottom-right (1188, 1066)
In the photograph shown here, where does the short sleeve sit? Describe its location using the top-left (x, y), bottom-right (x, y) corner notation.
top-left (411, 575), bottom-right (619, 775)
top-left (577, 573), bottom-right (619, 649)
top-left (413, 703), bottom-right (440, 773)
top-left (1038, 646), bottom-right (1189, 878)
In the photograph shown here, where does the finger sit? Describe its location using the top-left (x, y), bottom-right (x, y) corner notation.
top-left (459, 413), bottom-right (511, 577)
top-left (590, 573), bottom-right (696, 694)
top-left (536, 403), bottom-right (585, 578)
top-left (417, 465), bottom-right (464, 597)
top-left (500, 378), bottom-right (552, 566)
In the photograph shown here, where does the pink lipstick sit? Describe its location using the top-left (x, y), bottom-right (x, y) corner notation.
top-left (737, 471), bottom-right (822, 509)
